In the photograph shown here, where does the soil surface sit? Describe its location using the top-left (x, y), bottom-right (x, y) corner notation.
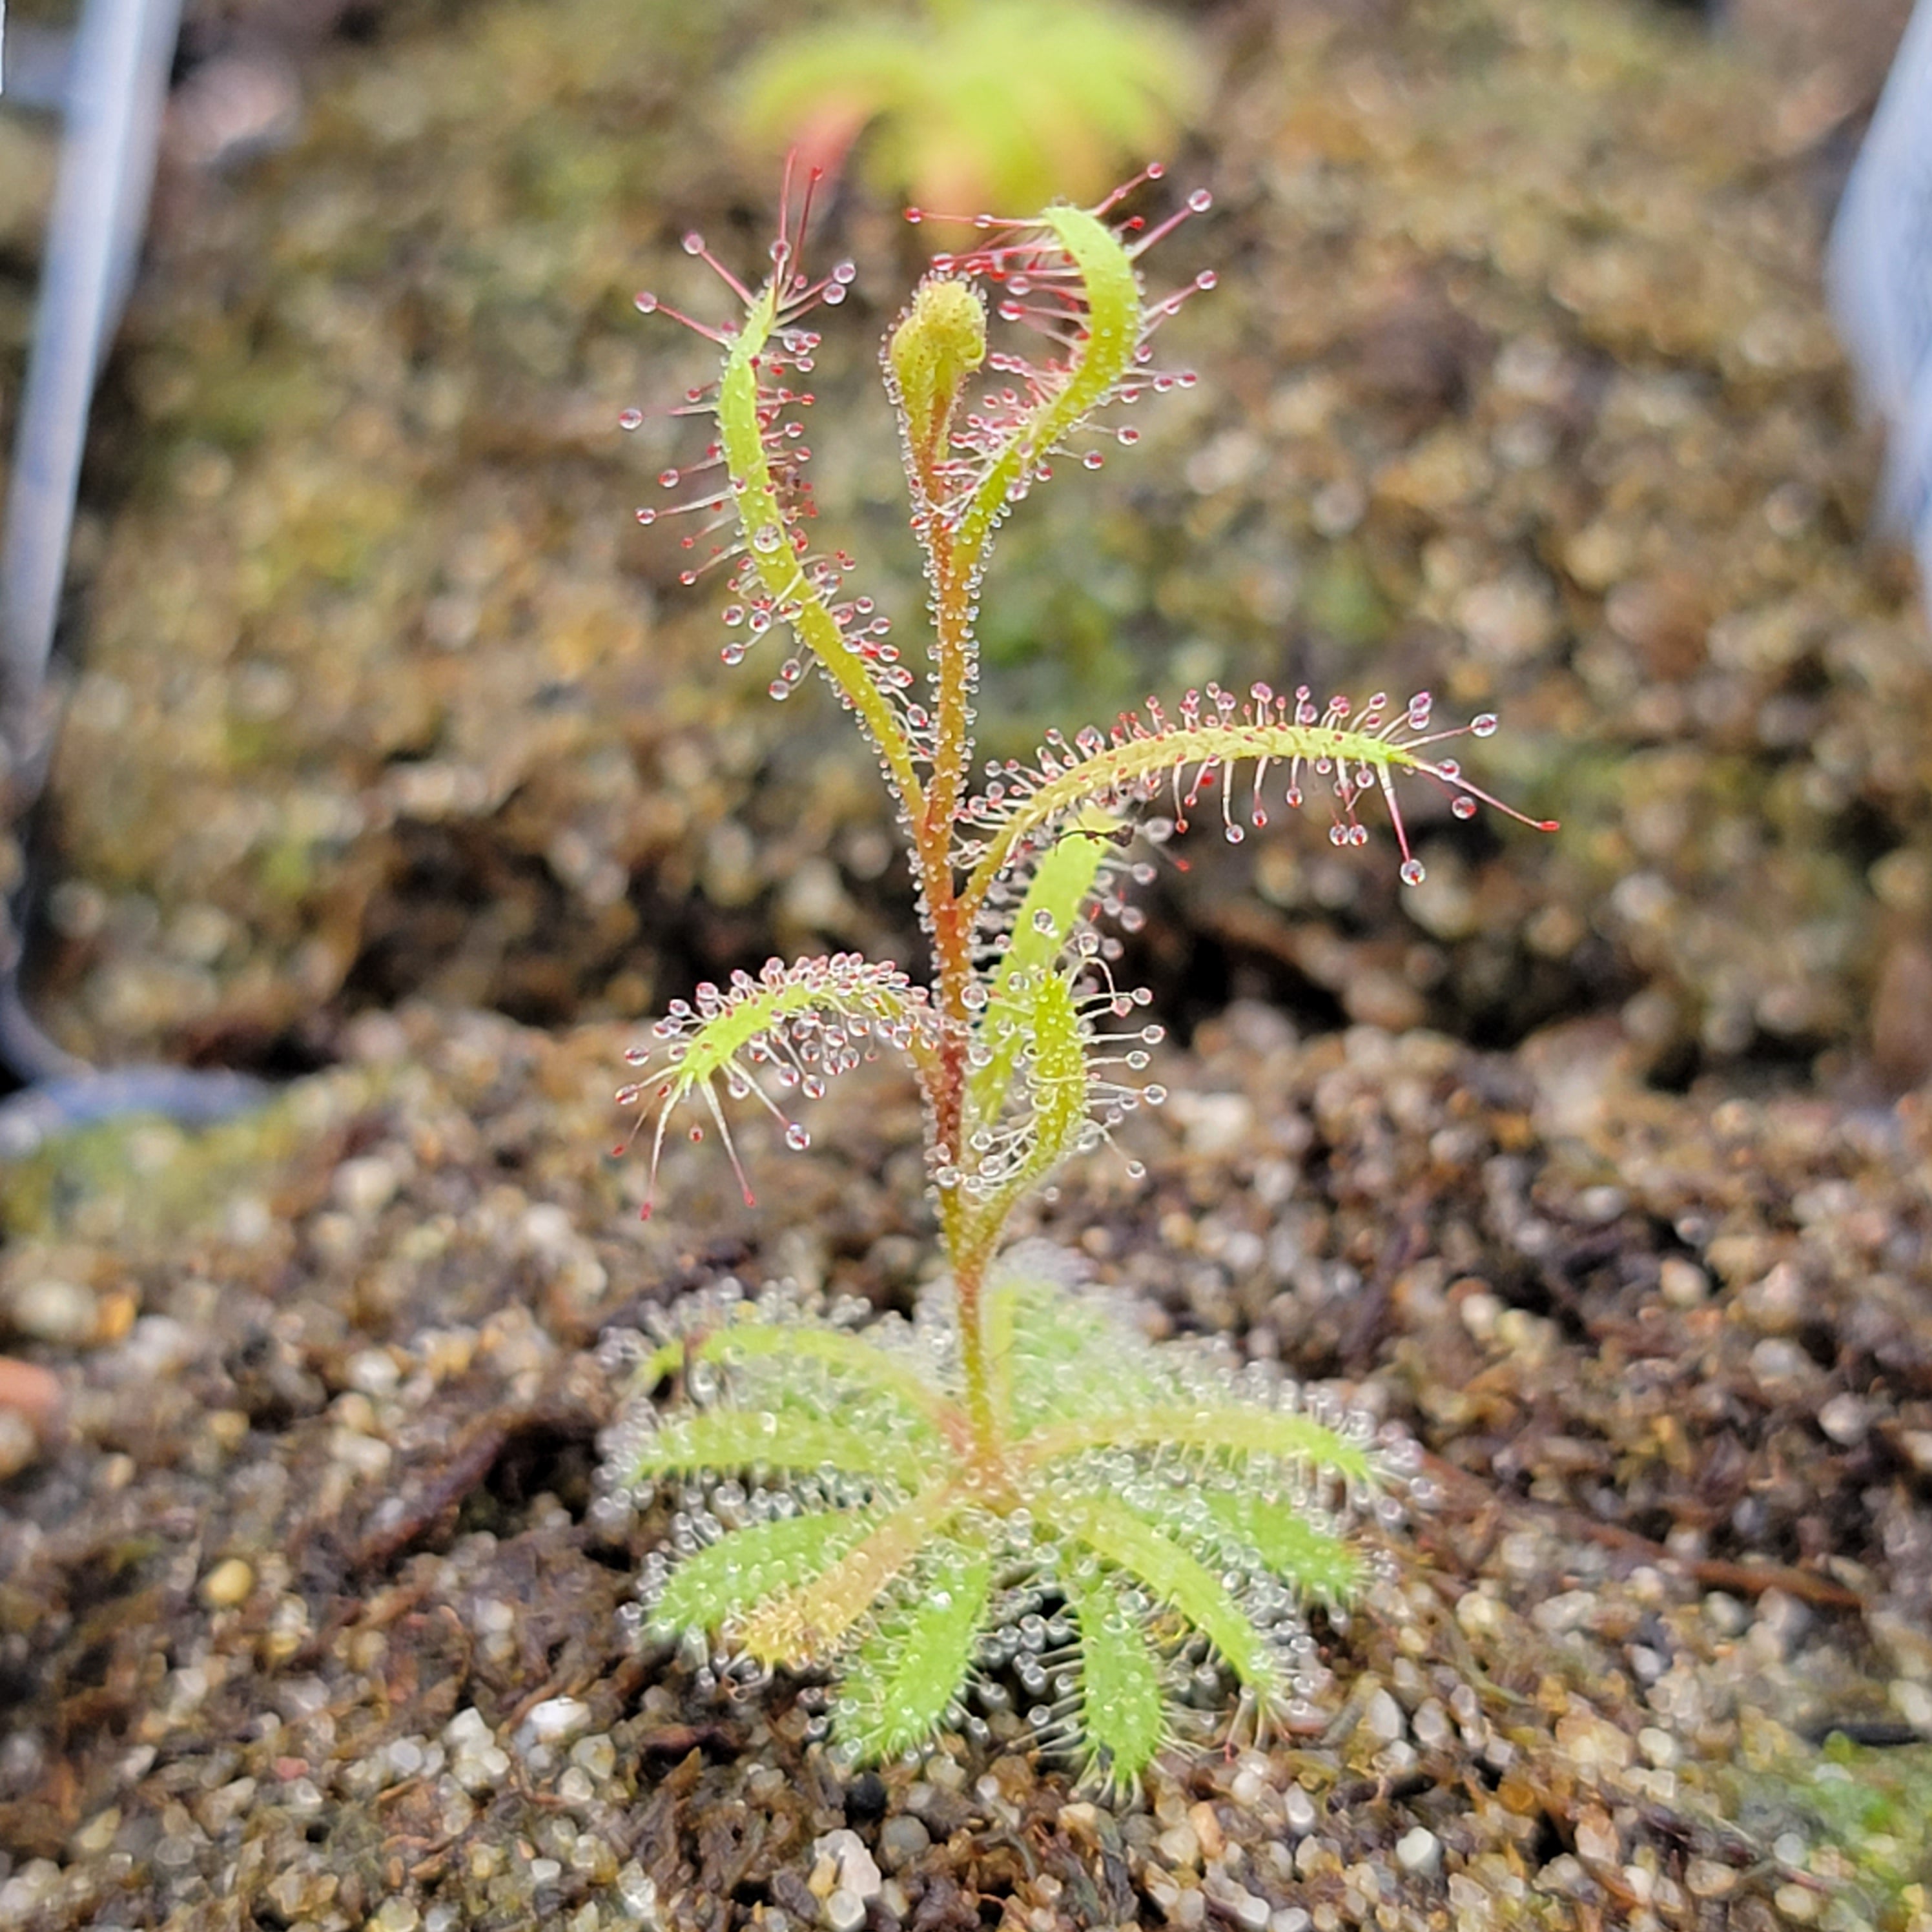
top-left (1, 0), bottom-right (1931, 1928)
top-left (1, 1006), bottom-right (1930, 1930)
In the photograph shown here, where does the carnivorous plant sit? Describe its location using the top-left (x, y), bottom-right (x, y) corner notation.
top-left (597, 165), bottom-right (1554, 1787)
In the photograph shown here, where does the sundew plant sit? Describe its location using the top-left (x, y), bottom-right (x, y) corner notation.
top-left (599, 165), bottom-right (1555, 1787)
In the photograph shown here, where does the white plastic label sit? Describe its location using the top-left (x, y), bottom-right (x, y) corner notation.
top-left (1829, 0), bottom-right (1932, 584)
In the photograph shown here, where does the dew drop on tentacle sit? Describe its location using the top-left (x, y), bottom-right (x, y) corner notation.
top-left (619, 408), bottom-right (644, 431)
top-left (1400, 858), bottom-right (1426, 887)
top-left (785, 1124), bottom-right (811, 1151)
top-left (1472, 714), bottom-right (1498, 737)
top-left (1452, 795), bottom-right (1478, 819)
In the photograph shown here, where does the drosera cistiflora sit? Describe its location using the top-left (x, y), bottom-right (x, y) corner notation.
top-left (595, 159), bottom-right (1556, 1789)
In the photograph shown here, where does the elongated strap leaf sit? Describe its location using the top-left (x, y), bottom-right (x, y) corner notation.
top-left (996, 1277), bottom-right (1168, 1436)
top-left (695, 1321), bottom-right (956, 1441)
top-left (1055, 1493), bottom-right (1279, 1696)
top-left (1199, 1490), bottom-right (1363, 1603)
top-left (1016, 1404), bottom-right (1375, 1486)
top-left (836, 1540), bottom-right (992, 1765)
top-left (736, 1481), bottom-right (964, 1669)
top-left (654, 1508), bottom-right (876, 1636)
top-left (967, 806), bottom-right (1117, 1127)
top-left (621, 1410), bottom-right (925, 1488)
top-left (717, 290), bottom-right (921, 810)
top-left (1064, 1565), bottom-right (1167, 1788)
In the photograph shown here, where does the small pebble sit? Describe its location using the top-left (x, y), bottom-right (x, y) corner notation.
top-left (1156, 1824), bottom-right (1200, 1870)
top-left (1395, 1827), bottom-right (1441, 1877)
top-left (823, 1889), bottom-right (865, 1932)
top-left (522, 1696), bottom-right (591, 1747)
top-left (200, 1558), bottom-right (254, 1608)
top-left (1684, 1858), bottom-right (1738, 1899)
top-left (1411, 1699), bottom-right (1451, 1749)
top-left (1817, 1392), bottom-right (1869, 1445)
top-left (1703, 1592), bottom-right (1748, 1638)
top-left (1657, 1257), bottom-right (1709, 1307)
top-left (1361, 1687), bottom-right (1406, 1745)
top-left (1893, 1679), bottom-right (1932, 1734)
top-left (1188, 1800), bottom-right (1224, 1861)
top-left (1773, 1882), bottom-right (1820, 1922)
top-left (1215, 1882), bottom-right (1271, 1930)
top-left (0, 1408), bottom-right (40, 1480)
top-left (1531, 1590), bottom-right (1597, 1636)
top-left (333, 1155), bottom-right (403, 1216)
top-left (8, 1280), bottom-right (99, 1346)
top-left (811, 1830), bottom-right (881, 1904)
top-left (875, 1815), bottom-right (930, 1873)
top-left (1637, 1727), bottom-right (1678, 1767)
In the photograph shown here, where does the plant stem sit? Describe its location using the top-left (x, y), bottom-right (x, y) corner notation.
top-left (921, 491), bottom-right (1001, 1464)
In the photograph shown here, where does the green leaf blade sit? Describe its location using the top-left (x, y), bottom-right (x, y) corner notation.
top-left (621, 1410), bottom-right (923, 1488)
top-left (1054, 1492), bottom-right (1280, 1700)
top-left (1200, 1490), bottom-right (1364, 1604)
top-left (737, 1481), bottom-right (965, 1670)
top-left (1018, 1403), bottom-right (1377, 1489)
top-left (695, 1321), bottom-right (956, 1442)
top-left (1065, 1565), bottom-right (1167, 1790)
top-left (836, 1540), bottom-right (993, 1765)
top-left (967, 808), bottom-right (1117, 1127)
top-left (653, 1509), bottom-right (874, 1638)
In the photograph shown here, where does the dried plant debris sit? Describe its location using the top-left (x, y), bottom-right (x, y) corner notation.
top-left (0, 1002), bottom-right (1927, 1927)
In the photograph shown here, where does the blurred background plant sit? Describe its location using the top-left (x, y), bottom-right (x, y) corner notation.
top-left (732, 0), bottom-right (1206, 215)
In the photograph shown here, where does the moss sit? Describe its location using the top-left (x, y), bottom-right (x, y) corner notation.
top-left (1730, 1729), bottom-right (1932, 1929)
top-left (0, 1080), bottom-right (358, 1245)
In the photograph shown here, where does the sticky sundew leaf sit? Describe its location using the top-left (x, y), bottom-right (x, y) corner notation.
top-left (835, 1539), bottom-right (993, 1765)
top-left (1064, 1564), bottom-right (1167, 1791)
top-left (623, 1408), bottom-right (926, 1489)
top-left (612, 1257), bottom-right (1403, 1776)
top-left (990, 1265), bottom-right (1170, 1439)
top-left (692, 1317), bottom-right (961, 1447)
top-left (735, 1480), bottom-right (967, 1670)
top-left (967, 808), bottom-right (1118, 1131)
top-left (1048, 1492), bottom-right (1283, 1706)
top-left (651, 1507), bottom-right (878, 1640)
top-left (1198, 1490), bottom-right (1365, 1607)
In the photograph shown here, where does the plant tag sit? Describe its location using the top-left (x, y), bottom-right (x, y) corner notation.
top-left (1828, 0), bottom-right (1932, 595)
